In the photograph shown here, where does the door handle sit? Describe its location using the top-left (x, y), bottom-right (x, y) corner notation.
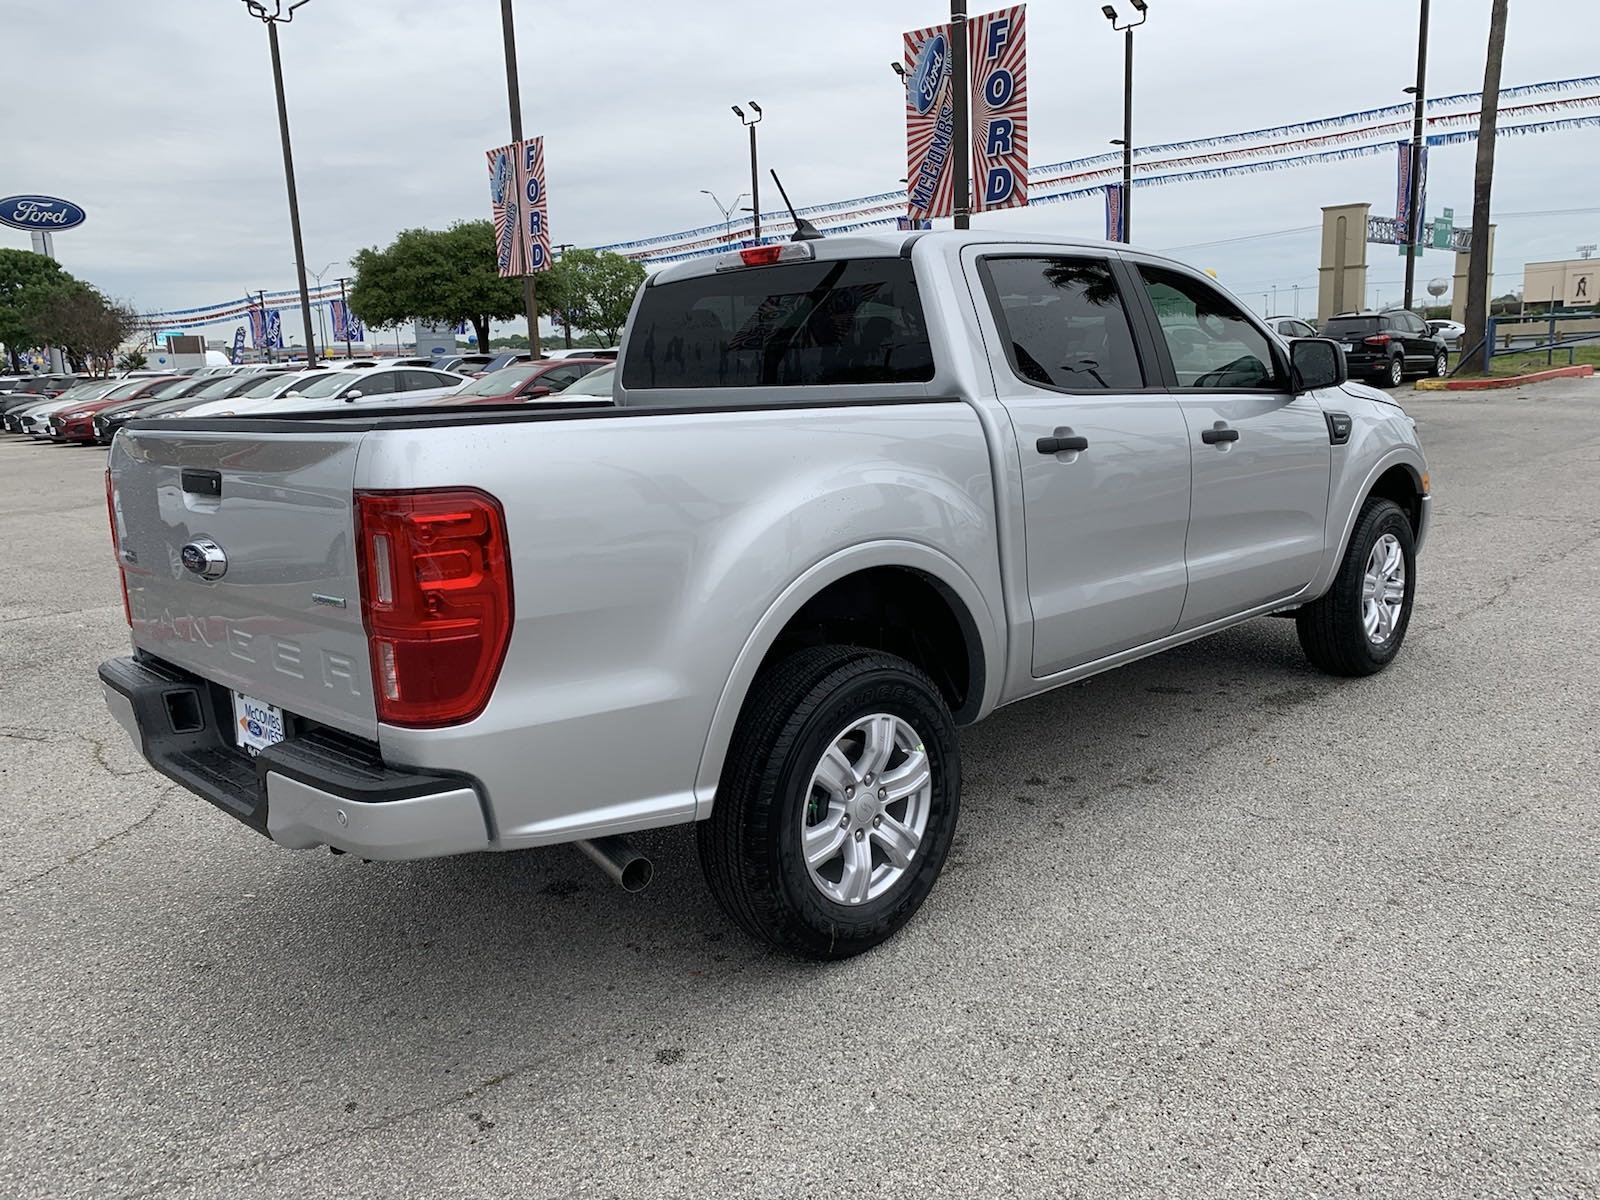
top-left (1200, 425), bottom-right (1240, 445)
top-left (1037, 434), bottom-right (1090, 454)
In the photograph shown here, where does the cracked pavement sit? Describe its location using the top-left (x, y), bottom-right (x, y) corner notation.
top-left (2, 379), bottom-right (1598, 1199)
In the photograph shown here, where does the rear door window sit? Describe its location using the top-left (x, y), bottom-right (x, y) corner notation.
top-left (622, 258), bottom-right (935, 390)
top-left (1321, 316), bottom-right (1380, 340)
top-left (979, 256), bottom-right (1145, 391)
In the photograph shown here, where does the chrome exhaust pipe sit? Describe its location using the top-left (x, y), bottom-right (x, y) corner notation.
top-left (574, 835), bottom-right (653, 893)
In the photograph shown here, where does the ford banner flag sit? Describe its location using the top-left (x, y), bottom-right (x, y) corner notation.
top-left (230, 326), bottom-right (246, 364)
top-left (331, 299), bottom-right (365, 344)
top-left (487, 135), bottom-right (552, 277)
top-left (264, 309), bottom-right (284, 350)
top-left (968, 5), bottom-right (1028, 212)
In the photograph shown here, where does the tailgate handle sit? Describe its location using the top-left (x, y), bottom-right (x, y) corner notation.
top-left (181, 469), bottom-right (222, 498)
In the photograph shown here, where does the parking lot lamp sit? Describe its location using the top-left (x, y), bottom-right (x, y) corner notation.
top-left (732, 104), bottom-right (763, 244)
top-left (1102, 1), bottom-right (1148, 243)
top-left (241, 0), bottom-right (317, 366)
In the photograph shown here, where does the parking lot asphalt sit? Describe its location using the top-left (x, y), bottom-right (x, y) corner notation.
top-left (2, 380), bottom-right (1598, 1199)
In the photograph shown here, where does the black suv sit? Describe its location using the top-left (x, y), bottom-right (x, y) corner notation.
top-left (1322, 309), bottom-right (1449, 387)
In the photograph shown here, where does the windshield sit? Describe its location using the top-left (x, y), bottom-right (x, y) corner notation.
top-left (146, 379), bottom-right (196, 401)
top-left (563, 365), bottom-right (615, 396)
top-left (241, 374), bottom-right (301, 398)
top-left (291, 371), bottom-right (364, 398)
top-left (461, 367), bottom-right (537, 396)
top-left (103, 381), bottom-right (152, 401)
top-left (194, 376), bottom-right (249, 399)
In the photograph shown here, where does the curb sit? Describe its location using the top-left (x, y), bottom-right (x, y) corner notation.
top-left (1415, 364), bottom-right (1595, 391)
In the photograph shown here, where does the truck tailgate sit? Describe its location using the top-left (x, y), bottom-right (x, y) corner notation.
top-left (109, 427), bottom-right (376, 738)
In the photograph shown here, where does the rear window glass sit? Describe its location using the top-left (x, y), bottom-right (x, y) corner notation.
top-left (1322, 317), bottom-right (1379, 337)
top-left (622, 258), bottom-right (935, 390)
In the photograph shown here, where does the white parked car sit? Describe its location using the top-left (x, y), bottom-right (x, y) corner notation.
top-left (1427, 319), bottom-right (1465, 346)
top-left (1264, 316), bottom-right (1318, 340)
top-left (195, 365), bottom-right (469, 417)
top-left (179, 370), bottom-right (336, 417)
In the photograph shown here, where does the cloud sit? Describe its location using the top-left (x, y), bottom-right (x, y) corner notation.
top-left (5, 0), bottom-right (1597, 341)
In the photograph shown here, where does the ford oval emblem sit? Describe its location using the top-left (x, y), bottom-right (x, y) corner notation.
top-left (180, 538), bottom-right (228, 581)
top-left (908, 33), bottom-right (949, 116)
top-left (0, 195), bottom-right (87, 232)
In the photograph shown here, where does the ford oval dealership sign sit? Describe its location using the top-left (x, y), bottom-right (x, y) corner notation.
top-left (0, 195), bottom-right (87, 232)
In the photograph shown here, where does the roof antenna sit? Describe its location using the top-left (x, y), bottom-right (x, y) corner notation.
top-left (770, 170), bottom-right (824, 241)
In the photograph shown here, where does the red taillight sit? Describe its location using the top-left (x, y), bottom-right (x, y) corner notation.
top-left (1363, 334), bottom-right (1392, 347)
top-left (105, 470), bottom-right (131, 626)
top-left (355, 488), bottom-right (513, 728)
top-left (739, 245), bottom-right (785, 266)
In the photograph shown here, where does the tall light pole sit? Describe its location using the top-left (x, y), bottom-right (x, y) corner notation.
top-left (1102, 1), bottom-right (1148, 243)
top-left (732, 103), bottom-right (763, 244)
top-left (299, 260), bottom-right (338, 357)
top-left (499, 0), bottom-right (540, 355)
top-left (242, 0), bottom-right (317, 365)
top-left (1402, 0), bottom-right (1432, 311)
top-left (700, 189), bottom-right (748, 239)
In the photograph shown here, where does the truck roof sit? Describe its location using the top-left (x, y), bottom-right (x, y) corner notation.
top-left (649, 229), bottom-right (1172, 285)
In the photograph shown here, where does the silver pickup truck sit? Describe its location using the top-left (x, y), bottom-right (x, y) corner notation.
top-left (99, 230), bottom-right (1429, 959)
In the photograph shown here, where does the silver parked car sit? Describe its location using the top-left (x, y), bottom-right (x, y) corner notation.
top-left (101, 231), bottom-right (1429, 959)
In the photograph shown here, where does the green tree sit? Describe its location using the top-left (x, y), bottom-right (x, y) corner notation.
top-left (36, 283), bottom-right (136, 374)
top-left (535, 256), bottom-right (587, 349)
top-left (0, 248), bottom-right (73, 369)
top-left (118, 350), bottom-right (148, 372)
top-left (563, 249), bottom-right (646, 344)
top-left (348, 220), bottom-right (524, 351)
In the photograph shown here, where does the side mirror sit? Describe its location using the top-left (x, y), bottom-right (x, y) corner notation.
top-left (525, 385), bottom-right (553, 398)
top-left (1289, 338), bottom-right (1347, 392)
top-left (344, 390), bottom-right (363, 401)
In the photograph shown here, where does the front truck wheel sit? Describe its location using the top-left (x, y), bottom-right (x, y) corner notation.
top-left (698, 646), bottom-right (961, 960)
top-left (1296, 497), bottom-right (1417, 676)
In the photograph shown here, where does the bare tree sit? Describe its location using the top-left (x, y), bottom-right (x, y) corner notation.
top-left (1465, 0), bottom-right (1509, 372)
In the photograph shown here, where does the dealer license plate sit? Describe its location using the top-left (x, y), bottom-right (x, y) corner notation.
top-left (1341, 343), bottom-right (1354, 352)
top-left (232, 692), bottom-right (286, 755)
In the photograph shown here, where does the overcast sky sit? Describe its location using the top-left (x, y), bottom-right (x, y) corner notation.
top-left (6, 0), bottom-right (1599, 342)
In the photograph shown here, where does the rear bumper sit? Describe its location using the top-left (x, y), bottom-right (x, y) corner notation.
top-left (99, 655), bottom-right (493, 860)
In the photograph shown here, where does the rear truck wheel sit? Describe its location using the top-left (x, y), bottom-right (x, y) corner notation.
top-left (698, 646), bottom-right (961, 960)
top-left (1387, 354), bottom-right (1406, 387)
top-left (1296, 497), bottom-right (1416, 676)
top-left (1434, 350), bottom-right (1449, 377)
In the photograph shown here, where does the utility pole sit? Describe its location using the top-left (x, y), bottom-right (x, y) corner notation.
top-left (1466, 0), bottom-right (1508, 373)
top-left (733, 105), bottom-right (763, 243)
top-left (951, 0), bottom-right (970, 230)
top-left (241, 1), bottom-right (318, 367)
top-left (1103, 2), bottom-right (1148, 242)
top-left (499, 0), bottom-right (540, 356)
top-left (1402, 0), bottom-right (1431, 311)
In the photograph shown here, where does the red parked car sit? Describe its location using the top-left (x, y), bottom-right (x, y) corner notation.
top-left (47, 376), bottom-right (182, 443)
top-left (443, 358), bottom-right (608, 405)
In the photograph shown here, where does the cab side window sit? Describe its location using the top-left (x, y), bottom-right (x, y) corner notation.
top-left (1139, 266), bottom-right (1281, 390)
top-left (979, 256), bottom-right (1145, 392)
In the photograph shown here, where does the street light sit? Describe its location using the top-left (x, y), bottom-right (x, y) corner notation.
top-left (732, 102), bottom-right (763, 244)
top-left (700, 189), bottom-right (749, 238)
top-left (1102, 0), bottom-right (1148, 243)
top-left (241, 0), bottom-right (317, 365)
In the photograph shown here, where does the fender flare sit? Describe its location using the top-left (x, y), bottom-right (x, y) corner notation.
top-left (690, 539), bottom-right (1004, 817)
top-left (1312, 448), bottom-right (1428, 597)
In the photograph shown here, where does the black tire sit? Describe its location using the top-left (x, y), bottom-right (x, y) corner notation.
top-left (1433, 350), bottom-right (1449, 377)
top-left (698, 646), bottom-right (961, 960)
top-left (1387, 354), bottom-right (1406, 387)
top-left (1296, 497), bottom-right (1416, 676)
